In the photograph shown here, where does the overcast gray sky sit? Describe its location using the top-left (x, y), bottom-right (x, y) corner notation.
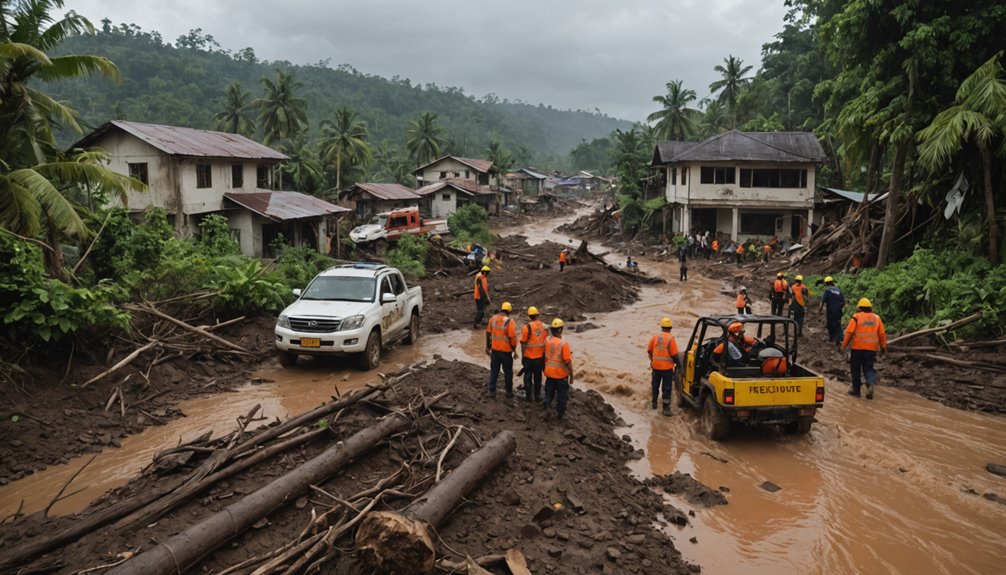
top-left (64, 0), bottom-right (789, 122)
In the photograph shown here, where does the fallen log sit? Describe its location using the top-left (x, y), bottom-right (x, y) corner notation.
top-left (887, 312), bottom-right (983, 346)
top-left (80, 341), bottom-right (159, 388)
top-left (106, 393), bottom-right (447, 575)
top-left (920, 353), bottom-right (1006, 374)
top-left (123, 303), bottom-right (251, 354)
top-left (355, 430), bottom-right (517, 574)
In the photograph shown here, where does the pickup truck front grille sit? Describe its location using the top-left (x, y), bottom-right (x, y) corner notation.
top-left (289, 317), bottom-right (342, 333)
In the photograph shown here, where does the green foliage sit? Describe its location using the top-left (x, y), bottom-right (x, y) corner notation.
top-left (197, 214), bottom-right (239, 256)
top-left (207, 257), bottom-right (292, 315)
top-left (273, 244), bottom-right (334, 290)
top-left (448, 204), bottom-right (492, 247)
top-left (834, 247), bottom-right (1006, 338)
top-left (386, 234), bottom-right (429, 278)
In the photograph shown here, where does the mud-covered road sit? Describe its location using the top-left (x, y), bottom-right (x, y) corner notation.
top-left (2, 209), bottom-right (1004, 574)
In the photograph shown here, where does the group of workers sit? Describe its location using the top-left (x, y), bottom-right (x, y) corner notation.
top-left (483, 301), bottom-right (574, 420)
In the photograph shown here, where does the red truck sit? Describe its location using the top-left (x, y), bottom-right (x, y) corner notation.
top-left (349, 207), bottom-right (448, 251)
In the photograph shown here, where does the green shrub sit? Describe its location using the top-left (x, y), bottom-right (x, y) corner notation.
top-left (208, 257), bottom-right (293, 315)
top-left (197, 214), bottom-right (239, 256)
top-left (448, 204), bottom-right (492, 247)
top-left (387, 234), bottom-right (429, 278)
top-left (274, 245), bottom-right (335, 290)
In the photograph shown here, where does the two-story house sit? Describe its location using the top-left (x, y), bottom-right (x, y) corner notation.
top-left (415, 180), bottom-right (496, 218)
top-left (412, 155), bottom-right (499, 216)
top-left (74, 121), bottom-right (348, 257)
top-left (651, 130), bottom-right (826, 242)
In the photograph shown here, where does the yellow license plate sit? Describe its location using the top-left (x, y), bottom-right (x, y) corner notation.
top-left (300, 338), bottom-right (321, 347)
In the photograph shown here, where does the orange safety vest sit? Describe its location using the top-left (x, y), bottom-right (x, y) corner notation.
top-left (736, 244), bottom-right (744, 254)
top-left (487, 313), bottom-right (517, 352)
top-left (736, 293), bottom-right (747, 309)
top-left (773, 279), bottom-right (788, 294)
top-left (843, 311), bottom-right (886, 351)
top-left (762, 244), bottom-right (772, 254)
top-left (712, 240), bottom-right (719, 251)
top-left (559, 251), bottom-right (568, 263)
top-left (544, 336), bottom-right (572, 379)
top-left (473, 273), bottom-right (488, 301)
top-left (648, 332), bottom-right (679, 371)
top-left (520, 320), bottom-right (548, 359)
top-left (791, 284), bottom-right (807, 307)
top-left (713, 335), bottom-right (757, 356)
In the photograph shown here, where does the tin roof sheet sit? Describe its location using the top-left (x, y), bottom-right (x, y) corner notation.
top-left (74, 121), bottom-right (288, 161)
top-left (224, 192), bottom-right (349, 222)
top-left (349, 183), bottom-right (420, 201)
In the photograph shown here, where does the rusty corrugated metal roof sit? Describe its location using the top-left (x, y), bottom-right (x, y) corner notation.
top-left (74, 121), bottom-right (288, 161)
top-left (415, 180), bottom-right (496, 197)
top-left (350, 183), bottom-right (420, 201)
top-left (225, 192), bottom-right (349, 222)
top-left (654, 131), bottom-right (825, 164)
top-left (413, 155), bottom-right (494, 174)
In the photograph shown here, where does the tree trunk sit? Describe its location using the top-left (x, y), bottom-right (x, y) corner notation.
top-left (876, 139), bottom-right (909, 269)
top-left (106, 403), bottom-right (435, 575)
top-left (43, 213), bottom-right (66, 281)
top-left (864, 140), bottom-right (877, 197)
top-left (980, 144), bottom-right (999, 264)
top-left (355, 431), bottom-right (517, 574)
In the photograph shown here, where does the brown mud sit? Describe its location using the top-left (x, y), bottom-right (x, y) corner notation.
top-left (0, 359), bottom-right (697, 575)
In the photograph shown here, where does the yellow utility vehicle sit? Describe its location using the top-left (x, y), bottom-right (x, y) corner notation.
top-left (676, 315), bottom-right (825, 440)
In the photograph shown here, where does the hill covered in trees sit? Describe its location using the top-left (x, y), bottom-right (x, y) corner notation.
top-left (52, 21), bottom-right (631, 169)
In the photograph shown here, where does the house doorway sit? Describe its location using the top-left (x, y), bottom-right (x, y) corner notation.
top-left (691, 208), bottom-right (717, 234)
top-left (262, 223), bottom-right (283, 258)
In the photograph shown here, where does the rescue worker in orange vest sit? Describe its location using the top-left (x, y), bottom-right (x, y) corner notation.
top-left (788, 275), bottom-right (810, 337)
top-left (712, 239), bottom-right (720, 255)
top-left (559, 249), bottom-right (568, 271)
top-left (713, 322), bottom-right (760, 366)
top-left (735, 243), bottom-right (744, 264)
top-left (762, 243), bottom-right (772, 264)
top-left (736, 287), bottom-right (751, 315)
top-left (485, 302), bottom-right (518, 398)
top-left (543, 318), bottom-right (574, 420)
top-left (842, 298), bottom-right (887, 400)
top-left (769, 272), bottom-right (788, 316)
top-left (647, 318), bottom-right (680, 416)
top-left (519, 306), bottom-right (548, 403)
top-left (473, 265), bottom-right (491, 328)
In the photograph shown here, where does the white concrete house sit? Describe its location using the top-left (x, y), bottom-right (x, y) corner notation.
top-left (651, 131), bottom-right (826, 242)
top-left (415, 180), bottom-right (496, 218)
top-left (413, 156), bottom-right (496, 189)
top-left (75, 121), bottom-right (347, 257)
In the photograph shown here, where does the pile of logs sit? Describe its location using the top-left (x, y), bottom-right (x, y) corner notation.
top-left (0, 373), bottom-right (519, 575)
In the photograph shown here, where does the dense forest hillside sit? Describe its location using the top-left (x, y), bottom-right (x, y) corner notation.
top-left (52, 22), bottom-right (631, 166)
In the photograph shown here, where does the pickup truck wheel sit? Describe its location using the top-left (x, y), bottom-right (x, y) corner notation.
top-left (700, 395), bottom-right (730, 441)
top-left (403, 311), bottom-right (419, 345)
top-left (359, 330), bottom-right (382, 370)
top-left (277, 350), bottom-right (298, 368)
top-left (785, 417), bottom-right (814, 435)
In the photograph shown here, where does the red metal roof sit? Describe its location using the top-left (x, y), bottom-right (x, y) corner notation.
top-left (349, 183), bottom-right (419, 201)
top-left (74, 121), bottom-right (288, 161)
top-left (413, 155), bottom-right (493, 174)
top-left (224, 192), bottom-right (349, 222)
top-left (415, 180), bottom-right (496, 197)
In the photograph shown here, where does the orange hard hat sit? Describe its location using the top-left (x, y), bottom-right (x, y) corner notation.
top-left (728, 322), bottom-right (744, 334)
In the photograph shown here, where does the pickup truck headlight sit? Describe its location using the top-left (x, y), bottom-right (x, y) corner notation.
top-left (340, 315), bottom-right (365, 331)
top-left (277, 314), bottom-right (291, 328)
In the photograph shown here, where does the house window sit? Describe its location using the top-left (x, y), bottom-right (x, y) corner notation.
top-left (671, 168), bottom-right (677, 185)
top-left (232, 164), bottom-right (243, 188)
top-left (440, 171), bottom-right (448, 179)
top-left (441, 193), bottom-right (451, 201)
top-left (128, 162), bottom-right (148, 185)
top-left (740, 213), bottom-right (780, 235)
top-left (739, 168), bottom-right (808, 188)
top-left (257, 164), bottom-right (271, 188)
top-left (454, 171), bottom-right (461, 178)
top-left (681, 168), bottom-right (686, 185)
top-left (700, 166), bottom-right (735, 185)
top-left (196, 164), bottom-right (212, 188)
top-left (229, 229), bottom-right (241, 244)
top-left (465, 170), bottom-right (471, 179)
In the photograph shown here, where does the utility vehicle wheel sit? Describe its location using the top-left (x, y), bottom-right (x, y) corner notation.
top-left (404, 311), bottom-right (419, 345)
top-left (785, 417), bottom-right (814, 435)
top-left (277, 350), bottom-right (298, 368)
top-left (700, 395), bottom-right (730, 441)
top-left (674, 373), bottom-right (688, 408)
top-left (360, 330), bottom-right (382, 370)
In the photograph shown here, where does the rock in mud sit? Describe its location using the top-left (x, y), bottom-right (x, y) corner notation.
top-left (986, 463), bottom-right (1006, 477)
top-left (645, 471), bottom-right (728, 507)
top-left (760, 481), bottom-right (782, 493)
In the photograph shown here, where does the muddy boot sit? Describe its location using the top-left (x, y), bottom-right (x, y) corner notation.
top-left (651, 399), bottom-right (658, 410)
top-left (662, 403), bottom-right (671, 416)
top-left (866, 384), bottom-right (874, 400)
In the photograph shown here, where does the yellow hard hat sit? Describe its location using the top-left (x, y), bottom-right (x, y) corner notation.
top-left (551, 318), bottom-right (564, 329)
top-left (501, 301), bottom-right (512, 312)
top-left (777, 272), bottom-right (784, 278)
top-left (824, 276), bottom-right (834, 283)
top-left (728, 321), bottom-right (744, 334)
top-left (795, 275), bottom-right (804, 281)
top-left (660, 317), bottom-right (673, 328)
top-left (857, 298), bottom-right (872, 308)
top-left (481, 265), bottom-right (491, 272)
top-left (527, 306), bottom-right (539, 316)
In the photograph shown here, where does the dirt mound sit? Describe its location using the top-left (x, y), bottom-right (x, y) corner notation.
top-left (0, 359), bottom-right (697, 574)
top-left (419, 237), bottom-right (639, 333)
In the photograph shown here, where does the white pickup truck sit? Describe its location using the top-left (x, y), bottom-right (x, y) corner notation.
top-left (274, 263), bottom-right (422, 369)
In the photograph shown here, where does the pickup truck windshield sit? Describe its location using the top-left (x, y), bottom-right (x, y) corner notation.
top-left (369, 214), bottom-right (388, 227)
top-left (301, 276), bottom-right (376, 301)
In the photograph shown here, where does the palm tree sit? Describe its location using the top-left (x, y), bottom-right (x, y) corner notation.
top-left (213, 81), bottom-right (255, 136)
top-left (708, 55), bottom-right (754, 129)
top-left (918, 52), bottom-right (1006, 264)
top-left (319, 107), bottom-right (373, 192)
top-left (647, 80), bottom-right (698, 140)
top-left (699, 100), bottom-right (730, 138)
top-left (278, 134), bottom-right (324, 195)
top-left (406, 112), bottom-right (445, 165)
top-left (485, 139), bottom-right (513, 185)
top-left (254, 69), bottom-right (307, 145)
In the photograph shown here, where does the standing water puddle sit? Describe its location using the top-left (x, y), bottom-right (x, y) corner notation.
top-left (2, 213), bottom-right (1004, 574)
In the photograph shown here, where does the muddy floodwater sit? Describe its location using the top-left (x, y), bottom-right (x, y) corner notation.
top-left (2, 213), bottom-right (1004, 574)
